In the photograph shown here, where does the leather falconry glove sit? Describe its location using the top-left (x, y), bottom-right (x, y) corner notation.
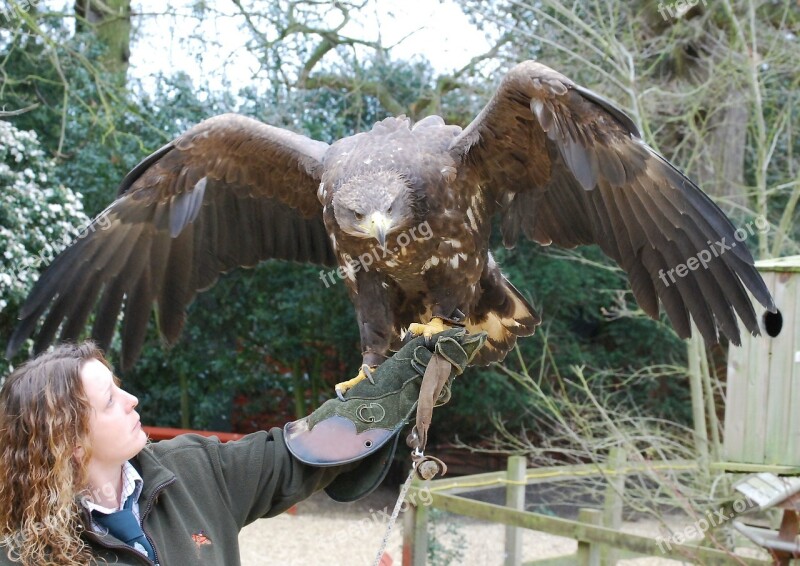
top-left (284, 328), bottom-right (486, 502)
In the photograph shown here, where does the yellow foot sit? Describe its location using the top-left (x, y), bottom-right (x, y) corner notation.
top-left (408, 316), bottom-right (451, 338)
top-left (335, 364), bottom-right (378, 401)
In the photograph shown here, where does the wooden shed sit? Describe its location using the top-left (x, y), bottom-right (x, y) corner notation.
top-left (722, 255), bottom-right (800, 472)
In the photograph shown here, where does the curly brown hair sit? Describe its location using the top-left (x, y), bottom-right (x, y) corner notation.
top-left (0, 342), bottom-right (111, 565)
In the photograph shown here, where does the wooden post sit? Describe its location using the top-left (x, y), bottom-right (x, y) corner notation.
top-left (601, 447), bottom-right (625, 565)
top-left (699, 349), bottom-right (721, 461)
top-left (577, 508), bottom-right (603, 566)
top-left (688, 331), bottom-right (710, 471)
top-left (504, 455), bottom-right (527, 566)
top-left (402, 483), bottom-right (428, 566)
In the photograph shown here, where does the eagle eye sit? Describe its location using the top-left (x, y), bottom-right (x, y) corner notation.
top-left (354, 212), bottom-right (364, 221)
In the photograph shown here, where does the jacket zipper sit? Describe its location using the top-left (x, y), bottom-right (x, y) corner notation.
top-left (83, 531), bottom-right (153, 565)
top-left (140, 477), bottom-right (176, 566)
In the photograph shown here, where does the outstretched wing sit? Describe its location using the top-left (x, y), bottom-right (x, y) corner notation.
top-left (8, 114), bottom-right (335, 369)
top-left (450, 61), bottom-right (774, 345)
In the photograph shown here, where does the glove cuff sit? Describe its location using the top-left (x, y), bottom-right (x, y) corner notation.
top-left (284, 413), bottom-right (404, 467)
top-left (323, 433), bottom-right (401, 502)
top-left (284, 410), bottom-right (408, 503)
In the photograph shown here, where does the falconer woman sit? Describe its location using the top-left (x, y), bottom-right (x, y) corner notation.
top-left (0, 330), bottom-right (481, 565)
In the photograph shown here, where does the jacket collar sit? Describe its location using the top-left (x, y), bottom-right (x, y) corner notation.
top-left (77, 446), bottom-right (176, 531)
top-left (130, 445), bottom-right (176, 504)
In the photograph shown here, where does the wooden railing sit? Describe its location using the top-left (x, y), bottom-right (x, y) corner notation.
top-left (402, 454), bottom-right (772, 566)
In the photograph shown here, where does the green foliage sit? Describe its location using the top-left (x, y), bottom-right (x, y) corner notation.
top-left (436, 243), bottom-right (689, 443)
top-left (123, 261), bottom-right (359, 429)
top-left (0, 26), bottom-right (693, 435)
top-left (501, 243), bottom-right (685, 368)
top-left (441, 0), bottom-right (799, 445)
top-left (7, 1), bottom-right (790, 444)
top-left (0, 15), bottom-right (365, 425)
top-left (247, 55), bottom-right (440, 142)
top-left (0, 120), bottom-right (89, 375)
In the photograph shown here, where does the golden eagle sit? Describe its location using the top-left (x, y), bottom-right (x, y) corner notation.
top-left (7, 61), bottom-right (775, 391)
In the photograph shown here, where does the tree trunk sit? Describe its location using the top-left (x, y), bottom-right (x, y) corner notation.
top-left (696, 90), bottom-right (749, 210)
top-left (74, 0), bottom-right (131, 82)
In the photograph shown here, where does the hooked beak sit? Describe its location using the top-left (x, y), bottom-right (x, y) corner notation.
top-left (367, 212), bottom-right (392, 248)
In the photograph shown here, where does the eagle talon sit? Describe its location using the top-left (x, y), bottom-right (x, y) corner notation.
top-left (362, 364), bottom-right (376, 385)
top-left (334, 364), bottom-right (379, 401)
top-left (408, 316), bottom-right (451, 339)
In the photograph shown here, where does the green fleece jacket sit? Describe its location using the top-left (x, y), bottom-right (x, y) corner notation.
top-left (2, 429), bottom-right (349, 566)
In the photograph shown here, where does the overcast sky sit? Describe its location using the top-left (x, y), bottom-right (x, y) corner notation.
top-left (128, 0), bottom-right (493, 95)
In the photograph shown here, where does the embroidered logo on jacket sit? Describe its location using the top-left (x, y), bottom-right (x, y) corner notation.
top-left (192, 530), bottom-right (211, 547)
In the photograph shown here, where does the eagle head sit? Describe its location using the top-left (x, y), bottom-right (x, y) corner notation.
top-left (331, 169), bottom-right (420, 247)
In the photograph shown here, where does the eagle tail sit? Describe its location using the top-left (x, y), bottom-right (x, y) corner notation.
top-left (465, 276), bottom-right (539, 365)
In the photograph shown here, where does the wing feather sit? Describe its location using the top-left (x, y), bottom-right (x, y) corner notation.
top-left (452, 61), bottom-right (774, 343)
top-left (610, 189), bottom-right (660, 318)
top-left (158, 224), bottom-right (195, 345)
top-left (121, 266), bottom-right (153, 368)
top-left (8, 114), bottom-right (336, 369)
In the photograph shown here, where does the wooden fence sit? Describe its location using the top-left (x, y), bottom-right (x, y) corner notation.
top-left (402, 454), bottom-right (772, 565)
top-left (142, 425), bottom-right (244, 442)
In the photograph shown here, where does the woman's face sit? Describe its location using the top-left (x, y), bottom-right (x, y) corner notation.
top-left (80, 359), bottom-right (148, 466)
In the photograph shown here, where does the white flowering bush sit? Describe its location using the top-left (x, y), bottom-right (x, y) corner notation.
top-left (1, 120), bottom-right (90, 371)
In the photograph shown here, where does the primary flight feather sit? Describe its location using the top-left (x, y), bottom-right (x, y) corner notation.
top-left (7, 61), bottom-right (775, 373)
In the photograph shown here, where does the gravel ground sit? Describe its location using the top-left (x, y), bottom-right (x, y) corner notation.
top-left (237, 488), bottom-right (769, 566)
